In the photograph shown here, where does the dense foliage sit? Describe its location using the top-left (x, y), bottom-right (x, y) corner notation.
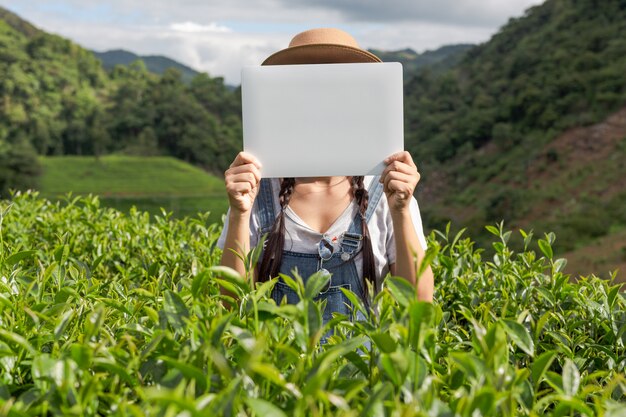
top-left (0, 193), bottom-right (624, 416)
top-left (368, 45), bottom-right (474, 78)
top-left (407, 0), bottom-right (626, 163)
top-left (407, 0), bottom-right (626, 251)
top-left (0, 6), bottom-right (241, 197)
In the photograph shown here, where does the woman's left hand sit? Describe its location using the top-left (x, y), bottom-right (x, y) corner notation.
top-left (380, 151), bottom-right (421, 213)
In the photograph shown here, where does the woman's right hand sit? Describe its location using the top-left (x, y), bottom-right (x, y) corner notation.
top-left (224, 152), bottom-right (262, 215)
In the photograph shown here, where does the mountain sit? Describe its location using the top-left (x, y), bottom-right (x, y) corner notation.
top-left (403, 0), bottom-right (626, 277)
top-left (93, 49), bottom-right (200, 83)
top-left (369, 44), bottom-right (474, 75)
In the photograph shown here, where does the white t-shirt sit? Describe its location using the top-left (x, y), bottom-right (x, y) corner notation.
top-left (217, 176), bottom-right (427, 288)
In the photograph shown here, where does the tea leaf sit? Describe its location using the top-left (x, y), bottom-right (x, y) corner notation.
top-left (191, 270), bottom-right (210, 298)
top-left (385, 276), bottom-right (415, 307)
top-left (371, 332), bottom-right (397, 353)
top-left (485, 225), bottom-right (500, 236)
top-left (163, 290), bottom-right (190, 330)
top-left (562, 358), bottom-right (580, 396)
top-left (245, 398), bottom-right (287, 417)
top-left (471, 387), bottom-right (496, 416)
top-left (304, 270), bottom-right (331, 298)
top-left (4, 250), bottom-right (36, 266)
top-left (159, 356), bottom-right (208, 392)
top-left (553, 258), bottom-right (567, 273)
top-left (380, 353), bottom-right (402, 386)
top-left (92, 358), bottom-right (136, 386)
top-left (531, 350), bottom-right (556, 390)
top-left (340, 287), bottom-right (367, 318)
top-left (500, 319), bottom-right (534, 357)
top-left (409, 301), bottom-right (435, 350)
top-left (552, 396), bottom-right (594, 416)
top-left (54, 308), bottom-right (75, 341)
top-left (538, 239), bottom-right (553, 259)
top-left (210, 265), bottom-right (250, 294)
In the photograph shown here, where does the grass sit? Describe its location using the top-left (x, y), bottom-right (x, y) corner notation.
top-left (37, 155), bottom-right (228, 222)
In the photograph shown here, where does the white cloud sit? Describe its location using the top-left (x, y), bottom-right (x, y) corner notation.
top-left (169, 21), bottom-right (232, 33)
top-left (0, 0), bottom-right (546, 84)
top-left (43, 18), bottom-right (282, 84)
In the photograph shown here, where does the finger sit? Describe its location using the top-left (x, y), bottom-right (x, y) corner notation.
top-left (225, 164), bottom-right (262, 185)
top-left (381, 160), bottom-right (417, 179)
top-left (384, 151), bottom-right (416, 168)
top-left (383, 171), bottom-right (415, 192)
top-left (226, 172), bottom-right (258, 190)
top-left (230, 151), bottom-right (262, 169)
top-left (226, 181), bottom-right (252, 195)
top-left (385, 179), bottom-right (413, 200)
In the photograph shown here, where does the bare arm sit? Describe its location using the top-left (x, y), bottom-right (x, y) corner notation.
top-left (382, 152), bottom-right (434, 303)
top-left (220, 211), bottom-right (252, 280)
top-left (219, 152), bottom-right (262, 301)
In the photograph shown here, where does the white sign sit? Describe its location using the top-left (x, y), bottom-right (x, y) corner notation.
top-left (241, 62), bottom-right (404, 178)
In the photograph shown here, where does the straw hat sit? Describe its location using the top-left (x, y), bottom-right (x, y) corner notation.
top-left (262, 28), bottom-right (382, 66)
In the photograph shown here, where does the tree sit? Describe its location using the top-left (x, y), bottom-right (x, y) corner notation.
top-left (0, 138), bottom-right (40, 198)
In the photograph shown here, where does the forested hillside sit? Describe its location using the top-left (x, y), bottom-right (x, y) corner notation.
top-left (0, 6), bottom-right (241, 196)
top-left (406, 0), bottom-right (626, 258)
top-left (369, 44), bottom-right (474, 76)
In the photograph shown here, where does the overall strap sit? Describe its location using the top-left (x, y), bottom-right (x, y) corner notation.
top-left (257, 178), bottom-right (276, 235)
top-left (342, 175), bottom-right (384, 255)
top-left (364, 175), bottom-right (384, 224)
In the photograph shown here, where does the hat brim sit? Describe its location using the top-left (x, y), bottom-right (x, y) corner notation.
top-left (262, 44), bottom-right (382, 66)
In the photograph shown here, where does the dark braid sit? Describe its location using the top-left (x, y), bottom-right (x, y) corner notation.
top-left (352, 176), bottom-right (378, 301)
top-left (257, 178), bottom-right (295, 283)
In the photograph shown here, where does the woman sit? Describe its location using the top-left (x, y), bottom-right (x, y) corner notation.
top-left (217, 28), bottom-right (434, 321)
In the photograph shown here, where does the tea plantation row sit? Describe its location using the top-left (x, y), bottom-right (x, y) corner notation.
top-left (0, 192), bottom-right (624, 416)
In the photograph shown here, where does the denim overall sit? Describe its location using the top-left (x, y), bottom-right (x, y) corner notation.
top-left (256, 177), bottom-right (384, 332)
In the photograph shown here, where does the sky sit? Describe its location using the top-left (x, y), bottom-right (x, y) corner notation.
top-left (2, 0), bottom-right (544, 85)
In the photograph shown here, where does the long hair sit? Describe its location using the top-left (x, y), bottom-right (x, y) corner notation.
top-left (257, 177), bottom-right (295, 282)
top-left (256, 176), bottom-right (377, 301)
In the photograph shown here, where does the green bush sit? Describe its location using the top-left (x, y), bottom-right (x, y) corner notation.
top-left (0, 194), bottom-right (624, 416)
top-left (0, 139), bottom-right (41, 198)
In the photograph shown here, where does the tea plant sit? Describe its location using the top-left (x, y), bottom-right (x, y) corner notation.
top-left (0, 192), bottom-right (624, 416)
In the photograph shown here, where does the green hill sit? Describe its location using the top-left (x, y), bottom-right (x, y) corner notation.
top-left (0, 6), bottom-right (41, 37)
top-left (369, 44), bottom-right (474, 76)
top-left (93, 49), bottom-right (201, 84)
top-left (0, 5), bottom-right (241, 197)
top-left (404, 0), bottom-right (626, 273)
top-left (38, 156), bottom-right (228, 222)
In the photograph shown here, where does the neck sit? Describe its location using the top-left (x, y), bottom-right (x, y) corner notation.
top-left (292, 176), bottom-right (351, 195)
top-left (295, 176), bottom-right (347, 185)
